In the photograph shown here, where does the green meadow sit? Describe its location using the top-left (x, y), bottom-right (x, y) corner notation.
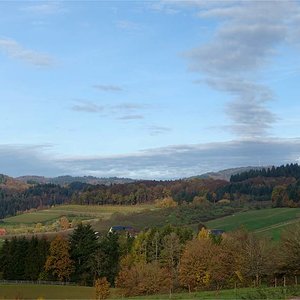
top-left (1, 204), bottom-right (300, 241)
top-left (0, 284), bottom-right (94, 299)
top-left (206, 207), bottom-right (300, 240)
top-left (0, 204), bottom-right (156, 236)
top-left (0, 284), bottom-right (299, 300)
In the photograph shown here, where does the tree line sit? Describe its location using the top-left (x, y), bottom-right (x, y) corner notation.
top-left (230, 164), bottom-right (300, 182)
top-left (1, 164), bottom-right (300, 220)
top-left (0, 224), bottom-right (120, 286)
top-left (0, 179), bottom-right (226, 219)
top-left (0, 223), bottom-right (300, 297)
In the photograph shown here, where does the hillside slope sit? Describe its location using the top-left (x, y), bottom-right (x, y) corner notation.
top-left (16, 175), bottom-right (135, 185)
top-left (205, 207), bottom-right (300, 240)
top-left (194, 166), bottom-right (267, 181)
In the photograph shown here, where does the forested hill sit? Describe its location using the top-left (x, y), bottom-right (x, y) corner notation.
top-left (16, 175), bottom-right (135, 186)
top-left (192, 166), bottom-right (265, 181)
top-left (0, 179), bottom-right (227, 219)
top-left (1, 163), bottom-right (300, 219)
top-left (0, 174), bottom-right (29, 191)
top-left (230, 163), bottom-right (300, 182)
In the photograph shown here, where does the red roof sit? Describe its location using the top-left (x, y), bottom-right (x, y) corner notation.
top-left (0, 228), bottom-right (6, 235)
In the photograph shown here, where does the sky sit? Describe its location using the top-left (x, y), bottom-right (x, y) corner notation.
top-left (1, 0), bottom-right (300, 179)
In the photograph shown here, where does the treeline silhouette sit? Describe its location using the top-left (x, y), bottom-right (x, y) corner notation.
top-left (230, 163), bottom-right (300, 182)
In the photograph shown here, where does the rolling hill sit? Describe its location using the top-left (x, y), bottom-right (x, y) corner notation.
top-left (193, 166), bottom-right (267, 181)
top-left (205, 207), bottom-right (300, 240)
top-left (16, 175), bottom-right (135, 186)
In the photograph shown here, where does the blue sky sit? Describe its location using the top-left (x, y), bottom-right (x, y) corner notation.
top-left (1, 0), bottom-right (300, 179)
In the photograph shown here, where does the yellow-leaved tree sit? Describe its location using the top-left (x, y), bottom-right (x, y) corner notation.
top-left (155, 197), bottom-right (178, 208)
top-left (95, 277), bottom-right (110, 300)
top-left (45, 235), bottom-right (74, 281)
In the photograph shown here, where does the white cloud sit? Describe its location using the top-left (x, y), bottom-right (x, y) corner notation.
top-left (71, 101), bottom-right (104, 113)
top-left (71, 101), bottom-right (147, 120)
top-left (148, 125), bottom-right (172, 136)
top-left (117, 115), bottom-right (144, 120)
top-left (22, 2), bottom-right (65, 15)
top-left (178, 1), bottom-right (300, 138)
top-left (0, 37), bottom-right (55, 66)
top-left (1, 139), bottom-right (300, 179)
top-left (57, 138), bottom-right (300, 179)
top-left (0, 144), bottom-right (62, 177)
top-left (92, 84), bottom-right (123, 92)
top-left (116, 20), bottom-right (141, 31)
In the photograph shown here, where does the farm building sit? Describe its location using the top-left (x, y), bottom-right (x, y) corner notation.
top-left (109, 225), bottom-right (137, 236)
top-left (208, 229), bottom-right (224, 236)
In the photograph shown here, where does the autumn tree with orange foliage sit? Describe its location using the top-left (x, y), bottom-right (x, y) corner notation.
top-left (116, 257), bottom-right (171, 297)
top-left (179, 238), bottom-right (214, 291)
top-left (224, 229), bottom-right (274, 287)
top-left (155, 197), bottom-right (178, 208)
top-left (95, 277), bottom-right (110, 300)
top-left (45, 235), bottom-right (74, 281)
top-left (179, 238), bottom-right (235, 292)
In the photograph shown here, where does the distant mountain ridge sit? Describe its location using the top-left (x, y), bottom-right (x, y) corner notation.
top-left (12, 167), bottom-right (267, 185)
top-left (16, 175), bottom-right (136, 186)
top-left (3, 163), bottom-right (300, 220)
top-left (192, 166), bottom-right (268, 181)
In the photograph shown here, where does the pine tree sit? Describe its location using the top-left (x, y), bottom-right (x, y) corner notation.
top-left (70, 223), bottom-right (98, 285)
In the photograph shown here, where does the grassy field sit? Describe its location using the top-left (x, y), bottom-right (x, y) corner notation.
top-left (3, 211), bottom-right (67, 224)
top-left (128, 286), bottom-right (300, 299)
top-left (0, 284), bottom-right (94, 299)
top-left (93, 204), bottom-right (239, 233)
top-left (50, 204), bottom-right (155, 218)
top-left (0, 204), bottom-right (156, 236)
top-left (2, 205), bottom-right (300, 240)
top-left (3, 204), bottom-right (155, 224)
top-left (206, 207), bottom-right (300, 240)
top-left (0, 284), bottom-right (299, 300)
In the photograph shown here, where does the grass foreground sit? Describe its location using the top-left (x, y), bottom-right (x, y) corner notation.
top-left (1, 284), bottom-right (300, 300)
top-left (0, 284), bottom-right (95, 299)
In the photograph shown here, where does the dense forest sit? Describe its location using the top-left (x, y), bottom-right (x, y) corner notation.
top-left (230, 163), bottom-right (300, 182)
top-left (0, 223), bottom-right (300, 297)
top-left (1, 164), bottom-right (300, 219)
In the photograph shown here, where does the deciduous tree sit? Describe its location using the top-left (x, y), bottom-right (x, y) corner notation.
top-left (279, 223), bottom-right (300, 276)
top-left (45, 235), bottom-right (74, 281)
top-left (116, 261), bottom-right (171, 296)
top-left (95, 277), bottom-right (110, 300)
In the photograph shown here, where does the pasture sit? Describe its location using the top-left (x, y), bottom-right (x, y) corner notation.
top-left (206, 207), bottom-right (300, 240)
top-left (3, 211), bottom-right (65, 224)
top-left (0, 284), bottom-right (299, 299)
top-left (1, 204), bottom-right (300, 240)
top-left (0, 204), bottom-right (156, 236)
top-left (0, 284), bottom-right (94, 299)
